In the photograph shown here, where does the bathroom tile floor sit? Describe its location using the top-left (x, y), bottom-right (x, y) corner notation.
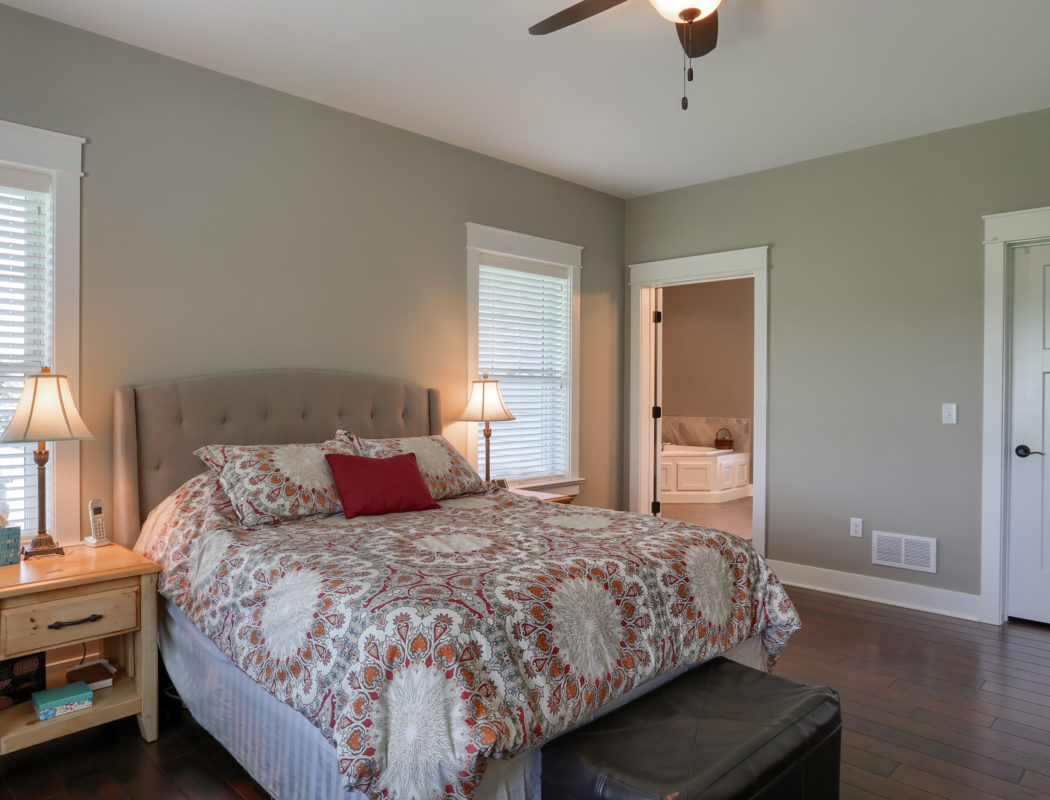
top-left (661, 496), bottom-right (753, 540)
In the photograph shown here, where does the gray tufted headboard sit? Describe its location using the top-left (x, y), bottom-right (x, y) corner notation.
top-left (113, 369), bottom-right (442, 547)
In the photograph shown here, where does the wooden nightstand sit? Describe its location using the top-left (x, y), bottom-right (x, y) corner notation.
top-left (0, 544), bottom-right (161, 754)
top-left (510, 488), bottom-right (575, 504)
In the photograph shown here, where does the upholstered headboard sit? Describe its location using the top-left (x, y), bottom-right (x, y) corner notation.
top-left (113, 369), bottom-right (442, 547)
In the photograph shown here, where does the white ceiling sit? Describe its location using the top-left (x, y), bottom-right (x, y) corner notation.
top-left (7, 0), bottom-right (1050, 198)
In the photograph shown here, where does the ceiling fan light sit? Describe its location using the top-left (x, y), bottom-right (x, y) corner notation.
top-left (647, 0), bottom-right (721, 24)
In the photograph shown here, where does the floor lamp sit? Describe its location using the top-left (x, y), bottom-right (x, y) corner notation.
top-left (459, 375), bottom-right (514, 482)
top-left (0, 367), bottom-right (93, 559)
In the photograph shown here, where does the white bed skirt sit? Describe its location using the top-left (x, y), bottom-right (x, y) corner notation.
top-left (159, 599), bottom-right (765, 800)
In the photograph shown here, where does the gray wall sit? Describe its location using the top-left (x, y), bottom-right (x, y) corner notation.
top-left (628, 107), bottom-right (1050, 594)
top-left (0, 6), bottom-right (626, 535)
top-left (662, 279), bottom-right (754, 420)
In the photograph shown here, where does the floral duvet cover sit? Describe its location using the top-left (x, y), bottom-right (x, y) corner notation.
top-left (136, 473), bottom-right (800, 800)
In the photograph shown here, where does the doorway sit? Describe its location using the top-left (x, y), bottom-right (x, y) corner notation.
top-left (658, 279), bottom-right (755, 539)
top-left (980, 206), bottom-right (1050, 625)
top-left (628, 246), bottom-right (769, 555)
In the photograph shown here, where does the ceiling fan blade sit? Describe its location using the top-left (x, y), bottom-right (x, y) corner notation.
top-left (676, 9), bottom-right (718, 59)
top-left (529, 0), bottom-right (631, 35)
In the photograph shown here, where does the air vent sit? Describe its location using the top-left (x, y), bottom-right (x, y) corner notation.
top-left (872, 531), bottom-right (937, 574)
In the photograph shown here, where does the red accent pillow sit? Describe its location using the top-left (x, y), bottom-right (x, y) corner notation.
top-left (325, 452), bottom-right (440, 519)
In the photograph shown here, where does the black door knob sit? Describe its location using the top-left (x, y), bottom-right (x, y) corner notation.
top-left (1016, 444), bottom-right (1045, 458)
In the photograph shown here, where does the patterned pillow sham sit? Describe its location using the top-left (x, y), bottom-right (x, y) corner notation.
top-left (341, 432), bottom-right (485, 501)
top-left (194, 438), bottom-right (358, 527)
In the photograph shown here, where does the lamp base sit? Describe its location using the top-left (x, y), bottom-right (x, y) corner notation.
top-left (22, 533), bottom-right (64, 560)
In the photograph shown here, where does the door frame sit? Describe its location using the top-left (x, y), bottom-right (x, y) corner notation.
top-left (627, 246), bottom-right (769, 555)
top-left (981, 206), bottom-right (1050, 624)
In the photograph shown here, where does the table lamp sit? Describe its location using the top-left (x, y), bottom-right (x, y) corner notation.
top-left (0, 367), bottom-right (93, 559)
top-left (458, 374), bottom-right (514, 482)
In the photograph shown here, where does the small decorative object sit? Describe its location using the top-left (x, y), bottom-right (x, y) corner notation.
top-left (458, 375), bottom-right (515, 483)
top-left (0, 526), bottom-right (20, 566)
top-left (0, 367), bottom-right (94, 559)
top-left (0, 652), bottom-right (45, 710)
top-left (32, 681), bottom-right (93, 721)
top-left (714, 427), bottom-right (734, 450)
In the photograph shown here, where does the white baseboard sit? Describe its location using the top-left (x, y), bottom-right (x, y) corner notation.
top-left (765, 560), bottom-right (988, 623)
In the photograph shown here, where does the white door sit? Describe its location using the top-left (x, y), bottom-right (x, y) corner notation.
top-left (652, 288), bottom-right (663, 516)
top-left (1008, 242), bottom-right (1050, 623)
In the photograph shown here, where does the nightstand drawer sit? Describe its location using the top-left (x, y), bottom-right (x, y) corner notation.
top-left (0, 585), bottom-right (140, 659)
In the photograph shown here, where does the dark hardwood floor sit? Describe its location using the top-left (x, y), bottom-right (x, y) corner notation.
top-left (2, 586), bottom-right (1048, 799)
top-left (778, 585), bottom-right (1050, 800)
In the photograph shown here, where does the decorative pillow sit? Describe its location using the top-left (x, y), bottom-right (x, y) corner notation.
top-left (325, 453), bottom-right (440, 518)
top-left (194, 438), bottom-right (358, 526)
top-left (343, 433), bottom-right (485, 501)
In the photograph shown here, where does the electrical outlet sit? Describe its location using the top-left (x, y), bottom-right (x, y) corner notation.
top-left (850, 517), bottom-right (863, 538)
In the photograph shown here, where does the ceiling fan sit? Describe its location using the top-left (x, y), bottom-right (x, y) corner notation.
top-left (529, 0), bottom-right (722, 109)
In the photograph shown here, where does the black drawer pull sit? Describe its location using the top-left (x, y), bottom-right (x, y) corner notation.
top-left (47, 614), bottom-right (103, 630)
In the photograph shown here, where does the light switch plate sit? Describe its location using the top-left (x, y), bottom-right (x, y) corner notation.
top-left (942, 403), bottom-right (957, 424)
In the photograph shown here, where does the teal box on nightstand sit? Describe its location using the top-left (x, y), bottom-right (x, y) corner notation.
top-left (0, 526), bottom-right (19, 566)
top-left (32, 681), bottom-right (93, 720)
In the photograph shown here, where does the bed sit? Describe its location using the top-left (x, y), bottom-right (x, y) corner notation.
top-left (113, 369), bottom-right (800, 800)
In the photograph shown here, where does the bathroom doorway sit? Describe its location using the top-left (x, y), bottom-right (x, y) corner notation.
top-left (627, 246), bottom-right (769, 554)
top-left (658, 279), bottom-right (754, 539)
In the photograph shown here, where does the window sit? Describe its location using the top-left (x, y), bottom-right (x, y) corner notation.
top-left (0, 121), bottom-right (84, 545)
top-left (0, 167), bottom-right (52, 534)
top-left (466, 224), bottom-right (581, 491)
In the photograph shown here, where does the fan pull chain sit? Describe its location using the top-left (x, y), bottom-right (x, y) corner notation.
top-left (680, 20), bottom-right (696, 112)
top-left (682, 52), bottom-right (688, 110)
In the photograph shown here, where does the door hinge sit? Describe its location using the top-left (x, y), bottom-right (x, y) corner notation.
top-left (653, 310), bottom-right (663, 323)
top-left (652, 406), bottom-right (662, 419)
top-left (651, 500), bottom-right (661, 515)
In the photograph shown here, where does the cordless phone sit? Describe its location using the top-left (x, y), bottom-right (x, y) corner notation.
top-left (84, 499), bottom-right (111, 547)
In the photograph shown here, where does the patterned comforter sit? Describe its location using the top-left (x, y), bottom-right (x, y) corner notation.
top-left (136, 473), bottom-right (800, 800)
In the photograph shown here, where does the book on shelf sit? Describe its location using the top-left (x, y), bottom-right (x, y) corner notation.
top-left (65, 659), bottom-right (116, 690)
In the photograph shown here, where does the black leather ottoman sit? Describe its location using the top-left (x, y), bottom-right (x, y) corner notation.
top-left (541, 657), bottom-right (841, 800)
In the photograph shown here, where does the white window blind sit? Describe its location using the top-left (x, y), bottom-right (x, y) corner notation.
top-left (478, 262), bottom-right (571, 483)
top-left (0, 165), bottom-right (53, 533)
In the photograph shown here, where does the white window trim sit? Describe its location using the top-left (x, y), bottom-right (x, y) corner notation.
top-left (466, 223), bottom-right (582, 493)
top-left (0, 120), bottom-right (85, 548)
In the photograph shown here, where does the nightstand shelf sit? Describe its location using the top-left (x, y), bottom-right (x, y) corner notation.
top-left (0, 671), bottom-right (139, 754)
top-left (0, 545), bottom-right (161, 755)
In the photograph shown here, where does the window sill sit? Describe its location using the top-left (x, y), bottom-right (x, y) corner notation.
top-left (509, 477), bottom-right (584, 496)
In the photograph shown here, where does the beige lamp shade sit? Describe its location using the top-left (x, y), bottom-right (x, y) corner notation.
top-left (0, 370), bottom-right (93, 444)
top-left (458, 376), bottom-right (514, 422)
top-left (648, 0), bottom-right (721, 23)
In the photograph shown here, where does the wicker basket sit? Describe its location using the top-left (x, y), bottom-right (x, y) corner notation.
top-left (714, 428), bottom-right (734, 450)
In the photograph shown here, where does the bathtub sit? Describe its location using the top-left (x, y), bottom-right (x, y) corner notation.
top-left (660, 443), bottom-right (750, 504)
